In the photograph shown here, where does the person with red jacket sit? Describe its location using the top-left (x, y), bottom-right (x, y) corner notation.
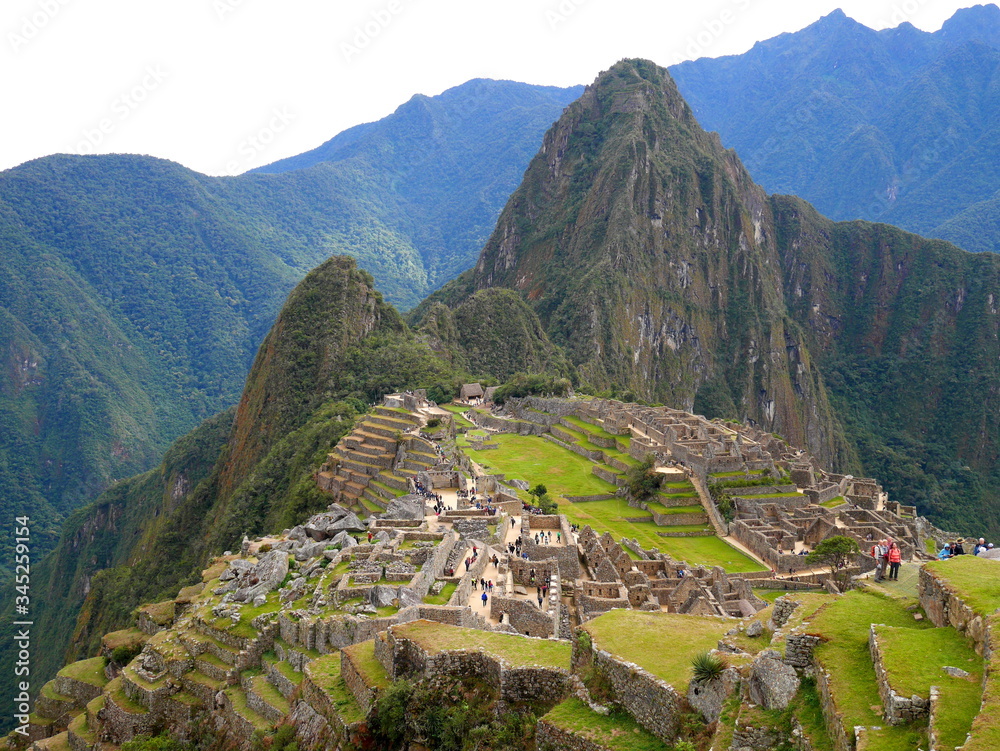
top-left (887, 541), bottom-right (902, 581)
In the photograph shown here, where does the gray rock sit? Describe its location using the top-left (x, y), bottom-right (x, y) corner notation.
top-left (374, 530), bottom-right (392, 544)
top-left (369, 585), bottom-right (398, 609)
top-left (382, 496), bottom-right (426, 521)
top-left (219, 559), bottom-right (254, 582)
top-left (944, 666), bottom-right (970, 678)
top-left (287, 526), bottom-right (307, 542)
top-left (688, 666), bottom-right (739, 722)
top-left (325, 503), bottom-right (350, 520)
top-left (746, 620), bottom-right (764, 638)
top-left (748, 652), bottom-right (800, 710)
top-left (252, 594), bottom-right (266, 607)
top-left (509, 479), bottom-right (531, 491)
top-left (398, 587), bottom-right (423, 608)
top-left (330, 512), bottom-right (366, 533)
top-left (232, 549), bottom-right (290, 603)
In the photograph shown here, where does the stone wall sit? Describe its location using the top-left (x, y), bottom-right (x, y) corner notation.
top-left (783, 633), bottom-right (822, 669)
top-left (566, 494), bottom-right (618, 503)
top-left (869, 625), bottom-right (928, 724)
top-left (571, 631), bottom-right (683, 743)
top-left (340, 647), bottom-right (378, 715)
top-left (919, 566), bottom-right (993, 657)
top-left (384, 624), bottom-right (570, 705)
top-left (813, 660), bottom-right (853, 751)
top-left (490, 595), bottom-right (558, 638)
top-left (649, 511), bottom-right (707, 526)
top-left (535, 719), bottom-right (607, 751)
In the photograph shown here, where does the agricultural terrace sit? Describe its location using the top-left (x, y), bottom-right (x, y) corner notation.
top-left (391, 621), bottom-right (571, 669)
top-left (581, 611), bottom-right (732, 691)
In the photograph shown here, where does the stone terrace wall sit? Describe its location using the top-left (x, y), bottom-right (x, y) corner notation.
top-left (535, 719), bottom-right (608, 751)
top-left (571, 631), bottom-right (683, 743)
top-left (384, 624), bottom-right (570, 705)
top-left (340, 648), bottom-right (378, 715)
top-left (919, 566), bottom-right (993, 657)
top-left (814, 661), bottom-right (853, 751)
top-left (869, 625), bottom-right (929, 725)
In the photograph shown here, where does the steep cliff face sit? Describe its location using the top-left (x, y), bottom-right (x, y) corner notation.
top-left (217, 256), bottom-right (400, 500)
top-left (774, 196), bottom-right (1000, 531)
top-left (467, 60), bottom-right (847, 464)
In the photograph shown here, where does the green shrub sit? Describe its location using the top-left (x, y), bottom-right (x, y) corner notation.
top-left (111, 643), bottom-right (143, 666)
top-left (691, 651), bottom-right (727, 682)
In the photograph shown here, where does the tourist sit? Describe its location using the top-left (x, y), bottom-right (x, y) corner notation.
top-left (974, 538), bottom-right (988, 555)
top-left (938, 543), bottom-right (954, 560)
top-left (537, 593), bottom-right (543, 608)
top-left (954, 539), bottom-right (966, 555)
top-left (871, 539), bottom-right (888, 581)
top-left (887, 542), bottom-right (901, 580)
top-left (482, 591), bottom-right (488, 607)
top-left (472, 578), bottom-right (477, 591)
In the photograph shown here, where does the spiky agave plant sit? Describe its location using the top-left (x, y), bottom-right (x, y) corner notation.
top-left (691, 651), bottom-right (728, 682)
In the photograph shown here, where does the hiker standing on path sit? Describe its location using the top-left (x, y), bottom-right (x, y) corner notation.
top-left (481, 591), bottom-right (488, 608)
top-left (887, 542), bottom-right (902, 581)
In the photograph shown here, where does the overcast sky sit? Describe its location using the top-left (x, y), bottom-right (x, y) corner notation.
top-left (1, 0), bottom-right (984, 175)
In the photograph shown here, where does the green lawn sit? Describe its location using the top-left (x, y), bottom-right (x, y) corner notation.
top-left (809, 591), bottom-right (932, 751)
top-left (392, 621), bottom-right (571, 669)
top-left (820, 496), bottom-right (845, 508)
top-left (542, 697), bottom-right (668, 751)
top-left (583, 611), bottom-right (730, 691)
top-left (464, 433), bottom-right (617, 497)
top-left (874, 625), bottom-right (983, 748)
top-left (924, 557), bottom-right (1000, 615)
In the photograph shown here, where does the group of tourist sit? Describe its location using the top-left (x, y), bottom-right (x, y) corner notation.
top-left (938, 537), bottom-right (994, 559)
top-left (533, 531), bottom-right (560, 545)
top-left (871, 538), bottom-right (903, 581)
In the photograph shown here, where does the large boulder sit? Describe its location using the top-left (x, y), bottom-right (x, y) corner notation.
top-left (231, 550), bottom-right (290, 604)
top-left (748, 650), bottom-right (800, 710)
top-left (382, 496), bottom-right (426, 520)
top-left (369, 585), bottom-right (398, 609)
top-left (688, 666), bottom-right (740, 722)
top-left (330, 512), bottom-right (366, 533)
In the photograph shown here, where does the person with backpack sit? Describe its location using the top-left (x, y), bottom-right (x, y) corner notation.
top-left (871, 540), bottom-right (888, 582)
top-left (887, 542), bottom-right (902, 580)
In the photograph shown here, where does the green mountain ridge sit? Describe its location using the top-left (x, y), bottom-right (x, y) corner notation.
top-left (0, 80), bottom-right (580, 569)
top-left (669, 3), bottom-right (1000, 251)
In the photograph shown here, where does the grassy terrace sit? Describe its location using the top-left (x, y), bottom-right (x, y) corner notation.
top-left (463, 432), bottom-right (763, 572)
top-left (924, 556), bottom-right (1000, 615)
top-left (392, 621), bottom-right (571, 669)
top-left (809, 591), bottom-right (932, 751)
top-left (582, 611), bottom-right (731, 691)
top-left (58, 657), bottom-right (108, 686)
top-left (465, 433), bottom-right (616, 497)
top-left (307, 654), bottom-right (366, 724)
top-left (542, 697), bottom-right (668, 751)
top-left (874, 625), bottom-right (983, 748)
top-left (342, 640), bottom-right (390, 689)
top-left (560, 415), bottom-right (621, 442)
top-left (424, 581), bottom-right (458, 605)
top-left (820, 496), bottom-right (845, 508)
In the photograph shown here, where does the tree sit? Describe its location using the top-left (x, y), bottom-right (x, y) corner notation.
top-left (529, 483), bottom-right (548, 499)
top-left (806, 535), bottom-right (860, 591)
top-left (625, 455), bottom-right (663, 503)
